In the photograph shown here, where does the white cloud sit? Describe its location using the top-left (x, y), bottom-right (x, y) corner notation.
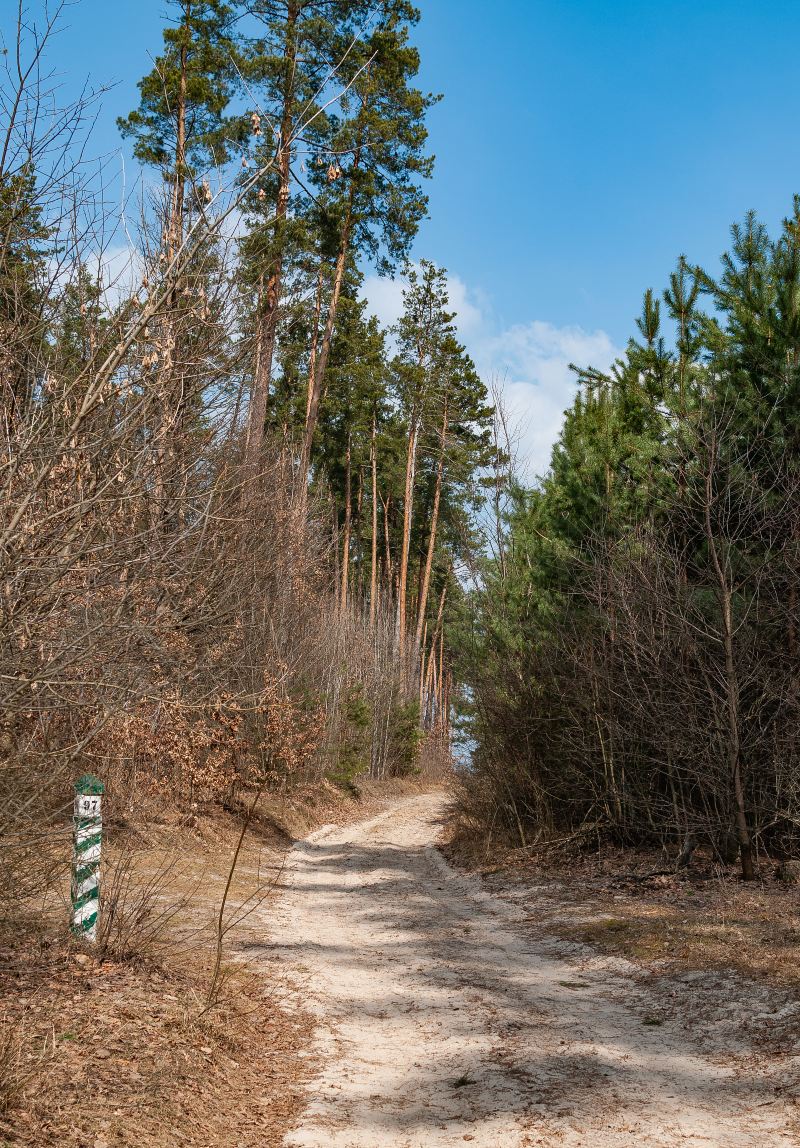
top-left (363, 269), bottom-right (621, 481)
top-left (363, 273), bottom-right (407, 330)
top-left (363, 267), bottom-right (484, 341)
top-left (94, 243), bottom-right (141, 304)
top-left (479, 321), bottom-right (620, 480)
top-left (47, 242), bottom-right (141, 311)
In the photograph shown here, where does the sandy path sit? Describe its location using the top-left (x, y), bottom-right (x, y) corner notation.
top-left (266, 792), bottom-right (798, 1147)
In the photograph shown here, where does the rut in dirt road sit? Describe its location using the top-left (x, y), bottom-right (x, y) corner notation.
top-left (264, 792), bottom-right (798, 1148)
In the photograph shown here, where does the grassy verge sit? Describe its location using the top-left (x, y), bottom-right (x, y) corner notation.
top-left (444, 828), bottom-right (800, 990)
top-left (0, 775), bottom-right (430, 1146)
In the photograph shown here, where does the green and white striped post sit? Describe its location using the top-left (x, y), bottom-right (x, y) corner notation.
top-left (71, 774), bottom-right (104, 943)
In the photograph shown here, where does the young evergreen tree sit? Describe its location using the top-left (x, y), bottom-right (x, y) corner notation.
top-left (461, 201), bottom-right (800, 879)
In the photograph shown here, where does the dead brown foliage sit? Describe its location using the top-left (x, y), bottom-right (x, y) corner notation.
top-left (0, 929), bottom-right (314, 1147)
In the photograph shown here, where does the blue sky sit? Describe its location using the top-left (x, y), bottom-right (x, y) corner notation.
top-left (50, 0), bottom-right (800, 474)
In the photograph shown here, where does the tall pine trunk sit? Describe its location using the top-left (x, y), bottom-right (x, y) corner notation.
top-left (165, 0), bottom-right (189, 268)
top-left (415, 397), bottom-right (447, 649)
top-left (305, 264), bottom-right (325, 422)
top-left (340, 433), bottom-right (352, 613)
top-left (301, 195), bottom-right (355, 479)
top-left (397, 412), bottom-right (419, 656)
top-left (423, 584), bottom-right (446, 726)
top-left (243, 2), bottom-right (299, 489)
top-left (301, 120), bottom-right (366, 482)
top-left (370, 415), bottom-right (378, 626)
top-left (155, 1), bottom-right (189, 529)
top-left (381, 492), bottom-right (392, 583)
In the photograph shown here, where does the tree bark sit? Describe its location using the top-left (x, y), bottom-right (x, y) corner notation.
top-left (301, 195), bottom-right (354, 481)
top-left (370, 415), bottom-right (378, 626)
top-left (300, 120), bottom-right (366, 482)
top-left (340, 433), bottom-right (352, 613)
top-left (397, 412), bottom-right (419, 656)
top-left (243, 1), bottom-right (299, 490)
top-left (305, 263), bottom-right (325, 423)
top-left (704, 453), bottom-right (754, 881)
top-left (442, 666), bottom-right (451, 742)
top-left (165, 0), bottom-right (189, 268)
top-left (156, 0), bottom-right (189, 529)
top-left (418, 619), bottom-right (428, 714)
top-left (423, 584), bottom-right (446, 727)
top-left (414, 397), bottom-right (447, 649)
top-left (355, 465), bottom-right (364, 598)
top-left (381, 491), bottom-right (392, 583)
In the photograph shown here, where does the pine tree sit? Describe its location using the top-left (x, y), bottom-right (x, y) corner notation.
top-left (52, 266), bottom-right (109, 381)
top-left (118, 0), bottom-right (243, 256)
top-left (663, 255), bottom-right (702, 421)
top-left (238, 0), bottom-right (319, 480)
top-left (119, 2), bottom-right (243, 524)
top-left (312, 289), bottom-right (389, 611)
top-left (461, 200), bottom-right (800, 877)
top-left (390, 261), bottom-right (492, 654)
top-left (301, 0), bottom-right (436, 480)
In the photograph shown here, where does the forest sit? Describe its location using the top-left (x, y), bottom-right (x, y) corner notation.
top-left (459, 214), bottom-right (800, 882)
top-left (3, 2), bottom-right (800, 1145)
top-left (2, 0), bottom-right (496, 896)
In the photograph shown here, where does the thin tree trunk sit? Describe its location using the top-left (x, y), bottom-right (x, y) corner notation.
top-left (156, 0), bottom-right (189, 528)
top-left (301, 124), bottom-right (366, 482)
top-left (380, 492), bottom-right (392, 622)
top-left (704, 455), bottom-right (754, 881)
top-left (340, 434), bottom-right (352, 613)
top-left (305, 263), bottom-right (325, 422)
top-left (418, 620), bottom-right (427, 715)
top-left (370, 415), bottom-right (378, 626)
top-left (397, 412), bottom-right (419, 656)
top-left (423, 632), bottom-right (436, 720)
top-left (443, 668), bottom-right (452, 743)
top-left (168, 3), bottom-right (189, 267)
top-left (415, 397), bottom-right (448, 649)
top-left (381, 492), bottom-right (392, 583)
top-left (436, 626), bottom-right (445, 726)
top-left (423, 584), bottom-right (447, 726)
top-left (331, 493), bottom-right (340, 598)
top-left (243, 1), bottom-right (299, 490)
top-left (434, 587), bottom-right (447, 721)
top-left (355, 466), bottom-right (364, 599)
top-left (301, 204), bottom-right (353, 480)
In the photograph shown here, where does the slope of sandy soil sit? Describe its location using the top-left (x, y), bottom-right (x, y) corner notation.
top-left (262, 791), bottom-right (800, 1148)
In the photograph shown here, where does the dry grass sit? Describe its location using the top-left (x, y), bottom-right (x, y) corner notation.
top-left (0, 774), bottom-right (438, 1146)
top-left (444, 830), bottom-right (800, 990)
top-left (0, 813), bottom-right (310, 1146)
top-left (0, 926), bottom-right (313, 1147)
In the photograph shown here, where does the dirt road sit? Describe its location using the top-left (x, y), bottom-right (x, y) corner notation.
top-left (267, 792), bottom-right (798, 1147)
